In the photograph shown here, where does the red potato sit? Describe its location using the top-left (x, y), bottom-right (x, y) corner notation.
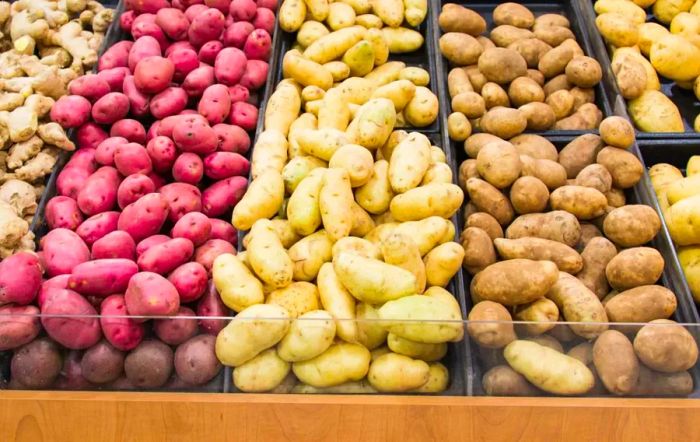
top-left (148, 172), bottom-right (168, 189)
top-left (134, 56), bottom-right (175, 94)
top-left (77, 166), bottom-right (120, 216)
top-left (110, 120), bottom-right (147, 144)
top-left (114, 143), bottom-right (153, 176)
top-left (69, 74), bottom-right (111, 102)
top-left (185, 4), bottom-right (209, 21)
top-left (40, 229), bottom-right (91, 277)
top-left (50, 95), bottom-right (91, 128)
top-left (230, 0), bottom-right (257, 20)
top-left (244, 29), bottom-right (271, 61)
top-left (128, 36), bottom-right (162, 72)
top-left (136, 234), bottom-right (171, 257)
top-left (174, 335), bottom-right (222, 386)
top-left (203, 152), bottom-right (249, 179)
top-left (76, 211), bottom-right (120, 246)
top-left (92, 231), bottom-right (137, 260)
top-left (98, 67), bottom-right (131, 92)
top-left (137, 238), bottom-right (194, 274)
top-left (124, 340), bottom-right (174, 388)
top-left (150, 87), bottom-right (189, 119)
top-left (118, 193), bottom-right (170, 242)
top-left (120, 10), bottom-right (136, 32)
top-left (201, 176), bottom-right (247, 217)
top-left (214, 47), bottom-right (247, 85)
top-left (159, 113), bottom-right (207, 138)
top-left (154, 306), bottom-right (198, 345)
top-left (146, 121), bottom-right (160, 142)
top-left (229, 101), bottom-right (258, 130)
top-left (209, 218), bottom-right (237, 243)
top-left (197, 281), bottom-right (226, 334)
top-left (223, 21), bottom-right (254, 48)
top-left (168, 262), bottom-right (208, 302)
top-left (165, 41), bottom-right (196, 56)
top-left (172, 119), bottom-right (218, 154)
top-left (0, 305), bottom-right (41, 351)
top-left (146, 136), bottom-right (177, 173)
top-left (45, 196), bottom-right (83, 231)
top-left (156, 8), bottom-right (190, 41)
top-left (99, 41), bottom-right (134, 72)
top-left (58, 155), bottom-right (97, 199)
top-left (100, 294), bottom-right (145, 351)
top-left (125, 272), bottom-right (180, 319)
top-left (198, 41), bottom-right (223, 65)
top-left (240, 59), bottom-right (268, 90)
top-left (168, 48), bottom-right (200, 82)
top-left (126, 0), bottom-right (172, 14)
top-left (118, 174), bottom-right (156, 209)
top-left (0, 252), bottom-right (42, 305)
top-left (228, 84), bottom-right (249, 103)
top-left (183, 65), bottom-right (215, 97)
top-left (257, 0), bottom-right (278, 10)
top-left (253, 7), bottom-right (275, 34)
top-left (92, 92), bottom-right (130, 125)
top-left (41, 288), bottom-right (102, 350)
top-left (38, 275), bottom-right (71, 308)
top-left (95, 137), bottom-right (128, 166)
top-left (194, 239), bottom-right (235, 273)
top-left (188, 8), bottom-right (226, 48)
top-left (172, 212), bottom-right (211, 246)
top-left (65, 147), bottom-right (98, 171)
top-left (76, 123), bottom-right (109, 150)
top-left (198, 84), bottom-right (231, 125)
top-left (68, 259), bottom-right (139, 297)
top-left (122, 75), bottom-right (151, 118)
top-left (131, 15), bottom-right (168, 49)
top-left (205, 0), bottom-right (231, 12)
top-left (172, 152), bottom-right (204, 184)
top-left (213, 123), bottom-right (250, 153)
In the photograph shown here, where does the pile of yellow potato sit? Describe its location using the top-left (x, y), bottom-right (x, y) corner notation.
top-left (593, 0), bottom-right (700, 132)
top-left (438, 3), bottom-right (604, 141)
top-left (650, 157), bottom-right (700, 303)
top-left (459, 115), bottom-right (698, 396)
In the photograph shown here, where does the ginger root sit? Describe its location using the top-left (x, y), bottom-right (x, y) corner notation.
top-left (6, 135), bottom-right (41, 169)
top-left (0, 199), bottom-right (28, 248)
top-left (1, 106), bottom-right (38, 142)
top-left (14, 147), bottom-right (57, 181)
top-left (38, 122), bottom-right (74, 151)
top-left (0, 178), bottom-right (37, 216)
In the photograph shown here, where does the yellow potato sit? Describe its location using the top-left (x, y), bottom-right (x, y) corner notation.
top-left (297, 21), bottom-right (330, 48)
top-left (400, 67), bottom-right (430, 86)
top-left (297, 128), bottom-right (350, 161)
top-left (666, 194), bottom-right (700, 245)
top-left (319, 168), bottom-right (354, 241)
top-left (390, 183), bottom-right (463, 221)
top-left (233, 348), bottom-right (291, 392)
top-left (279, 0), bottom-right (307, 32)
top-left (277, 310), bottom-right (336, 362)
top-left (232, 170), bottom-right (284, 231)
top-left (342, 40), bottom-right (375, 76)
top-left (332, 236), bottom-right (382, 260)
top-left (393, 217), bottom-right (452, 256)
top-left (354, 160), bottom-right (393, 214)
top-left (328, 144), bottom-right (374, 187)
top-left (304, 25), bottom-right (366, 64)
top-left (388, 132), bottom-right (431, 193)
top-left (356, 302), bottom-right (388, 350)
top-left (287, 231), bottom-right (332, 281)
top-left (292, 380), bottom-right (377, 393)
top-left (264, 82), bottom-right (302, 136)
top-left (333, 252), bottom-right (416, 303)
top-left (287, 168), bottom-right (324, 236)
top-left (596, 13), bottom-right (638, 47)
top-left (594, 0), bottom-right (646, 24)
top-left (547, 272), bottom-right (608, 339)
top-left (423, 242), bottom-right (464, 287)
top-left (371, 80), bottom-right (416, 112)
top-left (323, 61), bottom-right (351, 82)
top-left (679, 246), bottom-right (700, 302)
top-left (411, 362), bottom-right (449, 393)
top-left (688, 156), bottom-right (700, 175)
top-left (514, 298), bottom-right (559, 336)
top-left (317, 262), bottom-right (358, 342)
top-left (380, 232), bottom-right (426, 293)
top-left (666, 174), bottom-right (700, 204)
top-left (378, 294), bottom-right (463, 343)
top-left (318, 88), bottom-right (350, 131)
top-left (293, 342), bottom-right (371, 387)
top-left (422, 162), bottom-right (453, 185)
top-left (654, 0), bottom-right (695, 24)
top-left (368, 353), bottom-right (430, 392)
top-left (288, 113), bottom-right (318, 157)
top-left (282, 155), bottom-right (326, 194)
top-left (613, 48), bottom-right (661, 91)
top-left (347, 98), bottom-right (396, 149)
top-left (251, 129), bottom-right (288, 179)
top-left (387, 333), bottom-right (447, 362)
top-left (404, 0), bottom-right (427, 26)
top-left (381, 27), bottom-right (424, 53)
top-left (327, 2), bottom-right (356, 30)
top-left (283, 51), bottom-right (334, 90)
top-left (301, 85), bottom-right (325, 103)
top-left (403, 86), bottom-right (439, 127)
top-left (247, 219), bottom-right (294, 289)
top-left (213, 253), bottom-right (264, 313)
top-left (651, 34), bottom-right (700, 82)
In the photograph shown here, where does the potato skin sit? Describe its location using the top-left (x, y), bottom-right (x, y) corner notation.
top-left (452, 92), bottom-right (486, 119)
top-left (467, 300), bottom-right (517, 348)
top-left (518, 102), bottom-right (557, 131)
top-left (546, 272), bottom-right (608, 339)
top-left (575, 164), bottom-right (613, 194)
top-left (506, 211), bottom-right (581, 247)
top-left (508, 39), bottom-right (551, 68)
top-left (439, 33), bottom-right (484, 66)
top-left (514, 298), bottom-right (559, 336)
top-left (480, 107), bottom-right (527, 139)
top-left (631, 366), bottom-right (693, 396)
top-left (481, 82), bottom-right (511, 109)
top-left (602, 205), bottom-right (661, 247)
top-left (605, 285), bottom-right (677, 323)
top-left (482, 365), bottom-right (540, 396)
top-left (476, 141), bottom-right (522, 189)
top-left (520, 155), bottom-right (568, 190)
top-left (438, 4), bottom-right (487, 35)
top-left (478, 48), bottom-right (527, 85)
top-left (509, 176), bottom-right (549, 214)
top-left (510, 134), bottom-right (558, 161)
top-left (494, 237), bottom-right (583, 274)
top-left (633, 320), bottom-right (698, 373)
top-left (466, 213), bottom-right (504, 240)
top-left (11, 338), bottom-right (62, 389)
top-left (508, 77), bottom-right (545, 107)
top-left (576, 236), bottom-right (617, 299)
top-left (493, 2), bottom-right (535, 28)
top-left (466, 178), bottom-right (515, 225)
top-left (558, 134), bottom-right (603, 179)
top-left (596, 147), bottom-right (643, 189)
top-left (565, 56), bottom-right (602, 88)
top-left (593, 330), bottom-right (639, 395)
top-left (605, 247), bottom-right (664, 291)
top-left (550, 185), bottom-right (608, 220)
top-left (472, 259), bottom-right (559, 306)
top-left (460, 227), bottom-right (497, 274)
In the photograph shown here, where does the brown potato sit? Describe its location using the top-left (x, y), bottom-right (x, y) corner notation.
top-left (546, 89), bottom-right (575, 119)
top-left (464, 133), bottom-right (504, 158)
top-left (548, 319), bottom-right (579, 343)
top-left (604, 188), bottom-right (626, 207)
top-left (575, 164), bottom-right (613, 193)
top-left (602, 205), bottom-right (661, 247)
top-left (546, 272), bottom-right (609, 339)
top-left (447, 112), bottom-right (472, 142)
top-left (463, 202), bottom-right (479, 221)
top-left (550, 185), bottom-right (608, 220)
top-left (536, 14), bottom-right (570, 29)
top-left (472, 259), bottom-right (559, 306)
top-left (465, 65), bottom-right (488, 93)
top-left (494, 2), bottom-right (535, 28)
top-left (599, 116), bottom-right (635, 150)
top-left (633, 320), bottom-right (698, 373)
top-left (593, 330), bottom-right (639, 395)
top-left (509, 134), bottom-right (557, 161)
top-left (605, 286), bottom-right (677, 323)
top-left (439, 4), bottom-right (487, 36)
top-left (570, 87), bottom-right (595, 110)
top-left (518, 102), bottom-right (557, 131)
top-left (481, 82), bottom-right (511, 109)
top-left (460, 226), bottom-right (497, 274)
top-left (480, 107), bottom-right (527, 139)
top-left (452, 91), bottom-right (486, 118)
top-left (509, 176), bottom-right (549, 214)
top-left (439, 33), bottom-right (484, 66)
top-left (495, 237), bottom-right (583, 274)
top-left (174, 334), bottom-right (222, 386)
top-left (520, 155), bottom-right (568, 190)
top-left (490, 25), bottom-right (535, 47)
top-left (568, 342), bottom-right (593, 365)
top-left (524, 334), bottom-right (564, 353)
top-left (554, 103), bottom-right (602, 130)
top-left (458, 158), bottom-right (478, 191)
top-left (613, 58), bottom-right (647, 100)
top-left (508, 39), bottom-right (552, 68)
top-left (482, 365), bottom-right (540, 396)
top-left (476, 141), bottom-right (522, 188)
top-left (559, 134), bottom-right (604, 178)
top-left (81, 340), bottom-right (125, 384)
top-left (466, 212), bottom-right (504, 240)
top-left (514, 298), bottom-right (559, 335)
top-left (124, 340), bottom-right (174, 388)
top-left (467, 301), bottom-right (517, 348)
top-left (477, 36), bottom-right (496, 50)
top-left (448, 67), bottom-right (473, 98)
top-left (576, 236), bottom-right (617, 299)
top-left (477, 48), bottom-right (527, 84)
top-left (478, 345), bottom-right (508, 370)
top-left (11, 338), bottom-right (62, 389)
top-left (565, 56), bottom-right (602, 88)
top-left (543, 74), bottom-right (572, 96)
top-left (538, 44), bottom-right (574, 79)
top-left (630, 366), bottom-right (693, 396)
top-left (577, 223), bottom-right (603, 250)
top-left (559, 39), bottom-right (584, 57)
top-left (606, 247), bottom-right (664, 290)
top-left (508, 77), bottom-right (545, 107)
top-left (527, 70), bottom-right (545, 86)
top-left (534, 24), bottom-right (575, 47)
top-left (466, 177), bottom-right (515, 225)
top-left (506, 210), bottom-right (581, 247)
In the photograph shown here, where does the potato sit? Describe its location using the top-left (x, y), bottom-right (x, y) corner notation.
top-left (124, 340), bottom-right (173, 389)
top-left (527, 69), bottom-right (546, 86)
top-left (633, 320), bottom-right (698, 373)
top-left (466, 213), bottom-right (503, 241)
top-left (508, 39), bottom-right (551, 68)
top-left (602, 205), bottom-right (661, 247)
top-left (451, 92), bottom-right (486, 119)
top-left (559, 134), bottom-right (603, 179)
top-left (606, 248), bottom-right (664, 291)
top-left (482, 365), bottom-right (540, 396)
top-left (379, 294), bottom-right (464, 344)
top-left (475, 141), bottom-right (521, 189)
top-left (283, 51), bottom-right (334, 90)
top-left (467, 301), bottom-right (517, 348)
top-left (380, 232), bottom-right (426, 294)
top-left (232, 348), bottom-right (290, 392)
top-left (604, 188), bottom-right (626, 208)
top-left (518, 103), bottom-right (557, 131)
top-left (494, 237), bottom-right (582, 274)
top-left (508, 77), bottom-right (545, 107)
top-left (318, 167), bottom-right (354, 241)
top-left (438, 4), bottom-right (487, 36)
top-left (410, 362), bottom-right (449, 393)
top-left (534, 24), bottom-right (575, 47)
top-left (549, 185), bottom-right (608, 220)
top-left (399, 67), bottom-right (430, 87)
top-left (479, 107), bottom-right (527, 139)
top-left (447, 68), bottom-right (473, 98)
top-left (506, 211), bottom-right (581, 247)
top-left (592, 330), bottom-right (639, 395)
top-left (596, 13), bottom-right (638, 48)
top-left (388, 132), bottom-right (431, 193)
top-left (460, 227), bottom-right (497, 275)
top-left (565, 56), bottom-right (602, 88)
top-left (297, 21), bottom-right (330, 48)
top-left (575, 164), bottom-right (613, 193)
top-left (631, 366), bottom-right (694, 396)
top-left (317, 263), bottom-right (358, 343)
top-left (266, 282), bottom-right (320, 318)
top-left (392, 217), bottom-right (452, 256)
top-left (439, 33), bottom-right (483, 66)
top-left (628, 90), bottom-right (684, 133)
top-left (493, 2), bottom-right (535, 28)
top-left (546, 89), bottom-right (574, 119)
top-left (490, 25), bottom-right (535, 47)
top-left (472, 259), bottom-right (559, 306)
top-left (667, 195), bottom-right (700, 245)
top-left (332, 237), bottom-right (381, 261)
top-left (387, 333), bottom-right (446, 362)
top-left (651, 34), bottom-right (700, 82)
top-left (538, 44), bottom-right (574, 79)
top-left (404, 86), bottom-right (439, 127)
top-left (570, 87), bottom-right (596, 110)
top-left (481, 82), bottom-right (511, 109)
top-left (465, 66), bottom-right (489, 93)
top-left (215, 304), bottom-right (290, 367)
top-left (596, 147), bottom-right (643, 189)
top-left (524, 335), bottom-right (564, 353)
top-left (277, 310), bottom-right (336, 362)
top-left (514, 298), bottom-right (559, 336)
top-left (353, 160), bottom-right (392, 214)
top-left (576, 237), bottom-right (617, 299)
top-left (535, 13), bottom-right (570, 28)
top-left (356, 302), bottom-right (388, 350)
top-left (464, 133), bottom-right (505, 158)
top-left (368, 352), bottom-right (430, 392)
top-left (232, 170), bottom-right (285, 231)
top-left (333, 252), bottom-right (416, 303)
top-left (605, 286), bottom-right (677, 323)
top-left (478, 48), bottom-right (528, 84)
top-left (613, 57), bottom-right (647, 100)
top-left (247, 220), bottom-right (293, 289)
top-left (213, 253), bottom-right (264, 313)
top-left (547, 272), bottom-right (608, 339)
top-left (466, 178), bottom-right (514, 225)
top-left (293, 342), bottom-right (371, 388)
top-left (422, 242), bottom-right (463, 287)
top-left (509, 176), bottom-right (549, 214)
top-left (389, 183), bottom-right (463, 221)
top-left (504, 340), bottom-right (594, 395)
top-left (11, 338), bottom-right (62, 389)
top-left (447, 112), bottom-right (472, 142)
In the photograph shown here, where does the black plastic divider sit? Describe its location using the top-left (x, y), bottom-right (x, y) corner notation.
top-left (433, 0), bottom-right (614, 138)
top-left (576, 0), bottom-right (700, 139)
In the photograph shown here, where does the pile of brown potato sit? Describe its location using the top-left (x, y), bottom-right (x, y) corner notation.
top-left (458, 115), bottom-right (699, 396)
top-left (438, 2), bottom-right (605, 140)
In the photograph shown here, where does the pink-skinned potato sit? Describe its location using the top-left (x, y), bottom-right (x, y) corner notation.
top-left (76, 211), bottom-right (120, 246)
top-left (123, 75), bottom-right (151, 118)
top-left (37, 275), bottom-right (71, 308)
top-left (156, 8), bottom-right (190, 41)
top-left (69, 74), bottom-right (111, 102)
top-left (137, 238), bottom-right (194, 274)
top-left (228, 84), bottom-right (250, 103)
top-left (125, 271), bottom-right (180, 319)
top-left (134, 56), bottom-right (174, 94)
top-left (146, 121), bottom-right (160, 142)
top-left (45, 196), bottom-right (83, 231)
top-left (243, 29), bottom-right (271, 61)
top-left (128, 36), bottom-right (162, 72)
top-left (92, 231), bottom-right (137, 260)
top-left (0, 305), bottom-right (41, 351)
top-left (197, 281), bottom-right (227, 334)
top-left (253, 7), bottom-right (275, 34)
top-left (214, 47), bottom-right (247, 85)
top-left (164, 41), bottom-right (196, 57)
top-left (223, 21), bottom-right (254, 48)
top-left (76, 123), bottom-right (109, 150)
top-left (51, 95), bottom-right (91, 128)
top-left (230, 0), bottom-right (256, 20)
top-left (229, 101), bottom-right (258, 130)
top-left (120, 10), bottom-right (135, 32)
top-left (183, 65), bottom-right (216, 97)
top-left (158, 114), bottom-right (207, 138)
top-left (100, 294), bottom-right (145, 351)
top-left (95, 137), bottom-right (128, 166)
top-left (213, 123), bottom-right (250, 153)
top-left (92, 92), bottom-right (130, 125)
top-left (58, 157), bottom-right (97, 199)
top-left (150, 87), bottom-right (188, 119)
top-left (257, 0), bottom-right (278, 10)
top-left (194, 238), bottom-right (235, 274)
top-left (146, 136), bottom-right (177, 173)
top-left (185, 4), bottom-right (209, 21)
top-left (172, 212), bottom-right (211, 246)
top-left (118, 193), bottom-right (170, 242)
top-left (99, 40), bottom-right (134, 72)
top-left (148, 172), bottom-right (167, 190)
top-left (205, 0), bottom-right (231, 12)
top-left (114, 143), bottom-right (153, 176)
top-left (209, 218), bottom-right (237, 243)
top-left (131, 15), bottom-right (168, 49)
top-left (168, 262), bottom-right (208, 302)
top-left (111, 120), bottom-right (147, 144)
top-left (168, 48), bottom-right (199, 82)
top-left (98, 67), bottom-right (131, 92)
top-left (126, 0), bottom-right (172, 15)
top-left (159, 182), bottom-right (203, 222)
top-left (65, 147), bottom-right (98, 171)
top-left (240, 59), bottom-right (269, 90)
top-left (136, 234), bottom-right (171, 257)
top-left (118, 174), bottom-right (156, 209)
top-left (188, 8), bottom-right (226, 48)
top-left (198, 84), bottom-right (231, 125)
top-left (0, 252), bottom-right (42, 305)
top-left (204, 151), bottom-right (249, 179)
top-left (172, 152), bottom-right (204, 185)
top-left (201, 175), bottom-right (247, 217)
top-left (68, 259), bottom-right (139, 297)
top-left (41, 288), bottom-right (102, 350)
top-left (153, 306), bottom-right (198, 345)
top-left (199, 40), bottom-right (223, 65)
top-left (77, 166), bottom-right (120, 215)
top-left (172, 119), bottom-right (218, 154)
top-left (40, 229), bottom-right (91, 277)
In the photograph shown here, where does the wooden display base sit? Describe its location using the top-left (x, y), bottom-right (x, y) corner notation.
top-left (2, 392), bottom-right (700, 441)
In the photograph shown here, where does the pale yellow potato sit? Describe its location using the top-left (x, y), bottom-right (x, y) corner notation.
top-left (317, 262), bottom-right (358, 342)
top-left (301, 85), bottom-right (324, 103)
top-left (282, 155), bottom-right (326, 194)
top-left (364, 61), bottom-right (406, 87)
top-left (613, 48), bottom-right (661, 91)
top-left (292, 342), bottom-right (371, 387)
top-left (514, 298), bottom-right (559, 336)
top-left (287, 231), bottom-right (332, 282)
top-left (264, 82), bottom-right (301, 135)
top-left (355, 302), bottom-right (388, 350)
top-left (390, 183), bottom-right (463, 221)
top-left (332, 236), bottom-right (382, 260)
top-left (343, 40), bottom-right (375, 76)
top-left (277, 310), bottom-right (336, 362)
top-left (679, 246), bottom-right (700, 302)
top-left (288, 113), bottom-right (318, 158)
top-left (393, 217), bottom-right (452, 256)
top-left (381, 232), bottom-right (426, 293)
top-left (347, 98), bottom-right (396, 149)
top-left (213, 253), bottom-right (264, 313)
top-left (323, 61), bottom-right (351, 82)
top-left (372, 0), bottom-right (404, 26)
top-left (248, 220), bottom-right (294, 289)
top-left (365, 28), bottom-right (389, 66)
top-left (355, 159), bottom-right (394, 214)
top-left (389, 132), bottom-right (431, 193)
top-left (233, 348), bottom-right (291, 392)
top-left (269, 218), bottom-right (302, 249)
top-left (687, 155), bottom-right (700, 175)
top-left (318, 88), bottom-right (350, 131)
top-left (403, 86), bottom-right (439, 127)
top-left (423, 242), bottom-right (464, 287)
top-left (387, 333), bottom-right (447, 362)
top-left (279, 0), bottom-right (307, 32)
top-left (653, 0), bottom-right (695, 24)
top-left (381, 27), bottom-right (424, 53)
top-left (265, 281), bottom-right (319, 318)
top-left (319, 168), bottom-right (354, 241)
top-left (282, 50), bottom-right (334, 90)
top-left (594, 0), bottom-right (646, 24)
top-left (368, 353), bottom-right (430, 392)
top-left (650, 34), bottom-right (700, 82)
top-left (399, 67), bottom-right (430, 86)
top-left (546, 272), bottom-right (608, 339)
top-left (232, 170), bottom-right (284, 231)
top-left (287, 168), bottom-right (325, 236)
top-left (328, 144), bottom-right (374, 187)
top-left (422, 162), bottom-right (453, 185)
top-left (333, 252), bottom-right (416, 303)
top-left (327, 2), bottom-right (356, 30)
top-left (297, 20), bottom-right (329, 48)
top-left (411, 362), bottom-right (449, 393)
top-left (251, 129), bottom-right (288, 179)
top-left (378, 294), bottom-right (463, 343)
top-left (404, 0), bottom-right (427, 26)
top-left (304, 26), bottom-right (366, 64)
top-left (638, 22), bottom-right (669, 56)
top-left (666, 174), bottom-right (700, 204)
top-left (343, 0), bottom-right (372, 14)
top-left (595, 13), bottom-right (638, 47)
top-left (371, 80), bottom-right (416, 112)
top-left (666, 195), bottom-right (700, 245)
top-left (447, 112), bottom-right (472, 141)
top-left (297, 128), bottom-right (350, 161)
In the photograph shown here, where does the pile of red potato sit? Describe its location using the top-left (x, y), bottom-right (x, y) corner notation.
top-left (0, 0), bottom-right (276, 391)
